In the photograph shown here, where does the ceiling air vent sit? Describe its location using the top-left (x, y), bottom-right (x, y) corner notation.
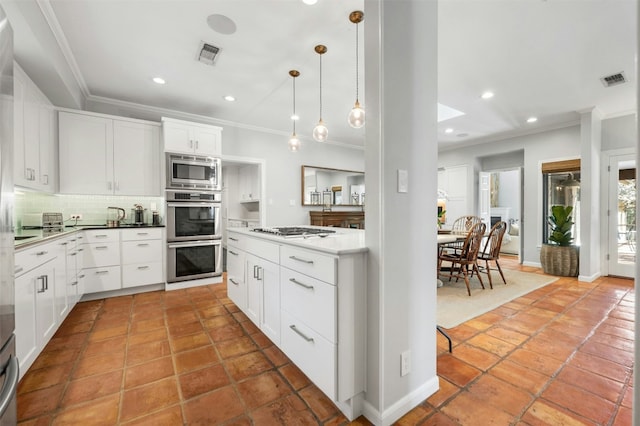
top-left (600, 71), bottom-right (627, 88)
top-left (197, 41), bottom-right (220, 66)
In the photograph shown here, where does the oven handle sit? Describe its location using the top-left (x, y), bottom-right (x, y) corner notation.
top-left (168, 240), bottom-right (221, 249)
top-left (167, 202), bottom-right (221, 208)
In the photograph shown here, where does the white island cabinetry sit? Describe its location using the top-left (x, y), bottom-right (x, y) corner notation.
top-left (226, 228), bottom-right (367, 420)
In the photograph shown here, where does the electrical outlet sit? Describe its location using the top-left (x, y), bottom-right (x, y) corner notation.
top-left (401, 350), bottom-right (411, 376)
top-left (70, 214), bottom-right (83, 220)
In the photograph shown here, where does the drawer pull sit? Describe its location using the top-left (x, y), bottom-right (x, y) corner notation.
top-left (136, 232), bottom-right (149, 236)
top-left (229, 278), bottom-right (239, 286)
top-left (94, 234), bottom-right (108, 238)
top-left (137, 265), bottom-right (150, 270)
top-left (95, 246), bottom-right (108, 250)
top-left (95, 270), bottom-right (109, 275)
top-left (78, 274), bottom-right (86, 279)
top-left (290, 325), bottom-right (314, 343)
top-left (289, 278), bottom-right (314, 290)
top-left (71, 281), bottom-right (78, 286)
top-left (229, 237), bottom-right (239, 242)
top-left (229, 250), bottom-right (238, 256)
top-left (14, 267), bottom-right (23, 275)
top-left (70, 252), bottom-right (77, 257)
top-left (77, 248), bottom-right (84, 252)
top-left (137, 243), bottom-right (150, 247)
top-left (60, 242), bottom-right (68, 246)
top-left (289, 255), bottom-right (314, 264)
top-left (35, 251), bottom-right (48, 256)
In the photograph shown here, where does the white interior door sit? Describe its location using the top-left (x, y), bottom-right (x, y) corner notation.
top-left (608, 154), bottom-right (636, 277)
top-left (478, 172), bottom-right (491, 226)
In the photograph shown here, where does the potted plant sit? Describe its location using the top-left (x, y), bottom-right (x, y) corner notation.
top-left (540, 205), bottom-right (579, 276)
top-left (437, 209), bottom-right (446, 229)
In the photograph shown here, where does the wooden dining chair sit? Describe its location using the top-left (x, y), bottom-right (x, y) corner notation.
top-left (442, 215), bottom-right (484, 253)
top-left (474, 221), bottom-right (508, 288)
top-left (438, 222), bottom-right (486, 296)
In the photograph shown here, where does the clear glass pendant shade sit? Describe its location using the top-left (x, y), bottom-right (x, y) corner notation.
top-left (348, 101), bottom-right (365, 129)
top-left (313, 120), bottom-right (328, 142)
top-left (288, 133), bottom-right (300, 152)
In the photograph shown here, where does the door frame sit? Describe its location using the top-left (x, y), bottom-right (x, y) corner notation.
top-left (602, 148), bottom-right (636, 278)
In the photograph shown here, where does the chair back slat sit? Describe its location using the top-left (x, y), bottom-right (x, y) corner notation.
top-left (460, 222), bottom-right (486, 261)
top-left (451, 215), bottom-right (483, 235)
top-left (482, 221), bottom-right (507, 259)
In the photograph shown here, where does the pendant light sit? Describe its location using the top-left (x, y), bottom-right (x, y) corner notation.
top-left (288, 70), bottom-right (301, 152)
top-left (347, 10), bottom-right (365, 129)
top-left (312, 45), bottom-right (329, 142)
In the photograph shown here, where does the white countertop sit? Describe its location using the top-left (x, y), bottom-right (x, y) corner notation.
top-left (228, 226), bottom-right (367, 256)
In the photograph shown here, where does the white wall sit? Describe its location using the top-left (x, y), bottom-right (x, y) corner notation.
top-left (497, 169), bottom-right (520, 221)
top-left (602, 113), bottom-right (637, 151)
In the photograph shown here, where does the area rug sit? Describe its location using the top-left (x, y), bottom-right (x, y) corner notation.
top-left (437, 269), bottom-right (558, 329)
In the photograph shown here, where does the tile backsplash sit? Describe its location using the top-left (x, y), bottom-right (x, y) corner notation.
top-left (15, 191), bottom-right (165, 229)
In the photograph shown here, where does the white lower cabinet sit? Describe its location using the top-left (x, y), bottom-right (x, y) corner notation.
top-left (226, 244), bottom-right (247, 311)
top-left (82, 229), bottom-right (121, 293)
top-left (121, 228), bottom-right (163, 288)
top-left (15, 242), bottom-right (60, 380)
top-left (246, 253), bottom-right (280, 345)
top-left (226, 229), bottom-right (366, 419)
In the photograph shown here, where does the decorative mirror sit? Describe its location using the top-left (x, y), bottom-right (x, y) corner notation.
top-left (301, 165), bottom-right (365, 206)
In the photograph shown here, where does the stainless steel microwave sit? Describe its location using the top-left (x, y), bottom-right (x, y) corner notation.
top-left (166, 153), bottom-right (221, 190)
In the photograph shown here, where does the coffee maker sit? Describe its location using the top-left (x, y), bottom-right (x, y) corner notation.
top-left (132, 204), bottom-right (146, 225)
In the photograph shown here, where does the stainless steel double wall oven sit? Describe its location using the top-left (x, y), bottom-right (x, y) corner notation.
top-left (165, 152), bottom-right (223, 283)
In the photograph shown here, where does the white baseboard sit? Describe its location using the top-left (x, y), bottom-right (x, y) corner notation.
top-left (362, 376), bottom-right (440, 426)
top-left (578, 272), bottom-right (601, 282)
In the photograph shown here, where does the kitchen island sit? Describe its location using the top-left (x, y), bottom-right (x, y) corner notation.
top-left (226, 226), bottom-right (367, 420)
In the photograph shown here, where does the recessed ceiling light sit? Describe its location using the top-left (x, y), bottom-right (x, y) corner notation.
top-left (206, 14), bottom-right (237, 35)
top-left (445, 128), bottom-right (454, 134)
top-left (223, 95), bottom-right (235, 102)
top-left (291, 114), bottom-right (299, 121)
top-left (527, 117), bottom-right (538, 123)
top-left (481, 91), bottom-right (494, 99)
top-left (302, 0), bottom-right (318, 4)
top-left (152, 77), bottom-right (165, 85)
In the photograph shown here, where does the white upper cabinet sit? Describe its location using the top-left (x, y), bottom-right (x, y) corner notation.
top-left (59, 110), bottom-right (161, 196)
top-left (14, 62), bottom-right (56, 192)
top-left (162, 117), bottom-right (222, 156)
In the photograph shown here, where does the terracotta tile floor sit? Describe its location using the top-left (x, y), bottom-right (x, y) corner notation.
top-left (17, 257), bottom-right (634, 425)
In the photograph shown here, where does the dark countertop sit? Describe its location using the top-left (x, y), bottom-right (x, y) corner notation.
top-left (15, 224), bottom-right (165, 250)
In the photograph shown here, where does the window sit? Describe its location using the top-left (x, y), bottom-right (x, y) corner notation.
top-left (542, 160), bottom-right (581, 245)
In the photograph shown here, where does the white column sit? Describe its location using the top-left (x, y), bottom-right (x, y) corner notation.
top-left (363, 1), bottom-right (439, 424)
top-left (578, 108), bottom-right (602, 282)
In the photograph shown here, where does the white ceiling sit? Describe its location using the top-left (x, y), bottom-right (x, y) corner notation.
top-left (2, 0), bottom-right (637, 150)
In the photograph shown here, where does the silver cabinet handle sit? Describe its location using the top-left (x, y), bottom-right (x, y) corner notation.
top-left (42, 174), bottom-right (49, 185)
top-left (94, 234), bottom-right (108, 238)
top-left (70, 252), bottom-right (77, 257)
top-left (95, 270), bottom-right (109, 275)
top-left (229, 278), bottom-right (239, 286)
top-left (189, 139), bottom-right (194, 149)
top-left (44, 275), bottom-right (49, 291)
top-left (136, 232), bottom-right (149, 236)
top-left (289, 278), bottom-right (314, 290)
top-left (229, 237), bottom-right (239, 242)
top-left (71, 281), bottom-right (78, 286)
top-left (36, 275), bottom-right (46, 293)
top-left (228, 250), bottom-right (238, 256)
top-left (0, 355), bottom-right (18, 418)
top-left (289, 255), bottom-right (313, 264)
top-left (60, 242), bottom-right (68, 246)
top-left (289, 325), bottom-right (314, 343)
top-left (35, 251), bottom-right (48, 256)
top-left (95, 246), bottom-right (108, 250)
top-left (137, 243), bottom-right (149, 247)
top-left (195, 140), bottom-right (199, 150)
top-left (77, 248), bottom-right (84, 252)
top-left (14, 267), bottom-right (23, 275)
top-left (253, 265), bottom-right (258, 279)
top-left (257, 266), bottom-right (263, 281)
top-left (78, 274), bottom-right (86, 279)
top-left (137, 265), bottom-right (150, 270)
top-left (107, 181), bottom-right (112, 191)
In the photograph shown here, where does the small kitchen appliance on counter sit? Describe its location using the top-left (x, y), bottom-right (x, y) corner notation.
top-left (22, 212), bottom-right (64, 233)
top-left (106, 207), bottom-right (126, 227)
top-left (132, 204), bottom-right (146, 225)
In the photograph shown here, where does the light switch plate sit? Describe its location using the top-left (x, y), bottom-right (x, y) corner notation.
top-left (398, 169), bottom-right (408, 193)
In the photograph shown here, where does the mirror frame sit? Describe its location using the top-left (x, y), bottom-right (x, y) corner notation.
top-left (301, 165), bottom-right (365, 206)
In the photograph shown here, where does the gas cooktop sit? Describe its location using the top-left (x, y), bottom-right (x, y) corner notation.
top-left (251, 227), bottom-right (336, 237)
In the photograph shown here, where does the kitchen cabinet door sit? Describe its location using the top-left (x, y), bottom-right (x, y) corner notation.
top-left (192, 126), bottom-right (221, 155)
top-left (162, 117), bottom-right (222, 156)
top-left (246, 253), bottom-right (280, 345)
top-left (59, 111), bottom-right (113, 195)
top-left (52, 240), bottom-right (69, 324)
top-left (15, 270), bottom-right (37, 379)
top-left (113, 120), bottom-right (161, 196)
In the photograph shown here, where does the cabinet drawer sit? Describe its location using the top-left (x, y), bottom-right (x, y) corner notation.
top-left (83, 242), bottom-right (120, 268)
top-left (84, 266), bottom-right (121, 293)
top-left (281, 310), bottom-right (336, 400)
top-left (245, 236), bottom-right (279, 264)
top-left (227, 231), bottom-right (246, 251)
top-left (83, 230), bottom-right (119, 243)
top-left (15, 244), bottom-right (56, 276)
top-left (122, 240), bottom-right (162, 264)
top-left (121, 228), bottom-right (163, 241)
top-left (122, 262), bottom-right (163, 288)
top-left (226, 248), bottom-right (246, 310)
top-left (280, 245), bottom-right (336, 284)
top-left (281, 268), bottom-right (336, 342)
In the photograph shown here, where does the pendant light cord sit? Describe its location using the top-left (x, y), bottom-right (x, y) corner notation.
top-left (292, 75), bottom-right (296, 134)
top-left (319, 53), bottom-right (323, 121)
top-left (355, 22), bottom-right (359, 104)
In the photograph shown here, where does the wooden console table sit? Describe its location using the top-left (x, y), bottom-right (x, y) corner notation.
top-left (310, 211), bottom-right (365, 229)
